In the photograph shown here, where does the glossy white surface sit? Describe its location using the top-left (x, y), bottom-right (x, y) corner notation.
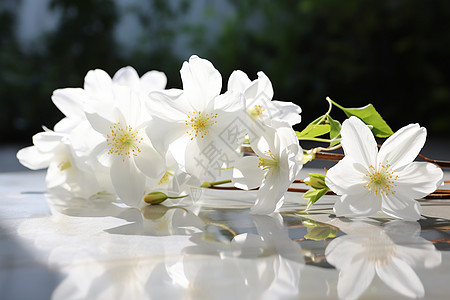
top-left (1, 170), bottom-right (449, 299)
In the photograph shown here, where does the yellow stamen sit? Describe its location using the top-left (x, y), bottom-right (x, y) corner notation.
top-left (185, 111), bottom-right (218, 140)
top-left (57, 160), bottom-right (71, 171)
top-left (363, 161), bottom-right (399, 196)
top-left (258, 150), bottom-right (279, 175)
top-left (106, 122), bottom-right (143, 162)
top-left (158, 171), bottom-right (172, 185)
top-left (248, 104), bottom-right (265, 120)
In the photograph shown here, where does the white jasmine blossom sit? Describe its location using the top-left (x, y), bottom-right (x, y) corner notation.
top-left (86, 86), bottom-right (165, 206)
top-left (16, 130), bottom-right (110, 198)
top-left (232, 121), bottom-right (303, 214)
top-left (146, 55), bottom-right (246, 181)
top-left (325, 116), bottom-right (443, 221)
top-left (227, 70), bottom-right (302, 127)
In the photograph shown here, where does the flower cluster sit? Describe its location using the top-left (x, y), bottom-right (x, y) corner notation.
top-left (17, 55), bottom-right (444, 220)
top-left (17, 55), bottom-right (303, 214)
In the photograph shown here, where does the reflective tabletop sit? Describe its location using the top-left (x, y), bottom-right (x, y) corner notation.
top-left (1, 169), bottom-right (449, 300)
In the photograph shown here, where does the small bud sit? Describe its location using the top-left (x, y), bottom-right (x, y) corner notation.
top-left (304, 173), bottom-right (327, 190)
top-left (144, 192), bottom-right (168, 205)
top-left (200, 182), bottom-right (212, 188)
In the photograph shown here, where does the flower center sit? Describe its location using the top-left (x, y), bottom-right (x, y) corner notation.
top-left (362, 235), bottom-right (396, 266)
top-left (106, 122), bottom-right (143, 161)
top-left (248, 105), bottom-right (265, 120)
top-left (57, 160), bottom-right (71, 171)
top-left (258, 150), bottom-right (279, 173)
top-left (363, 161), bottom-right (398, 196)
top-left (185, 111), bottom-right (218, 140)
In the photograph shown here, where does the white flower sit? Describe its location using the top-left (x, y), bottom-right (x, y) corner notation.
top-left (325, 221), bottom-right (441, 300)
top-left (228, 70), bottom-right (302, 127)
top-left (48, 66), bottom-right (168, 206)
top-left (146, 55), bottom-right (246, 181)
top-left (16, 130), bottom-right (110, 198)
top-left (325, 116), bottom-right (443, 221)
top-left (86, 86), bottom-right (165, 206)
top-left (232, 121), bottom-right (303, 214)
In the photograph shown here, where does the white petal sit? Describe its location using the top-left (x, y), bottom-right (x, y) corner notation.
top-left (376, 257), bottom-right (424, 298)
top-left (227, 70), bottom-right (251, 93)
top-left (378, 123), bottom-right (426, 169)
top-left (83, 69), bottom-right (113, 95)
top-left (272, 121), bottom-right (300, 152)
top-left (325, 157), bottom-right (367, 195)
top-left (146, 89), bottom-right (190, 122)
top-left (85, 112), bottom-right (115, 136)
top-left (334, 192), bottom-right (380, 218)
top-left (232, 156), bottom-right (265, 190)
top-left (180, 55), bottom-right (222, 111)
top-left (110, 158), bottom-right (146, 206)
top-left (212, 90), bottom-right (245, 112)
top-left (146, 117), bottom-right (185, 157)
top-left (53, 117), bottom-right (76, 133)
top-left (251, 169), bottom-right (290, 215)
top-left (140, 70), bottom-right (167, 92)
top-left (337, 259), bottom-right (375, 300)
top-left (51, 88), bottom-right (87, 119)
top-left (113, 66), bottom-right (140, 90)
top-left (111, 86), bottom-right (143, 124)
top-left (183, 140), bottom-right (225, 182)
top-left (340, 116), bottom-right (378, 167)
top-left (381, 193), bottom-right (422, 221)
top-left (395, 162), bottom-right (443, 198)
top-left (32, 131), bottom-right (65, 152)
top-left (112, 66), bottom-right (140, 90)
top-left (134, 143), bottom-right (165, 179)
top-left (269, 100), bottom-right (302, 126)
top-left (16, 146), bottom-right (53, 170)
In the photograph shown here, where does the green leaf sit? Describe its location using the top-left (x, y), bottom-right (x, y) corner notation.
top-left (303, 187), bottom-right (330, 210)
top-left (327, 114), bottom-right (341, 147)
top-left (296, 115), bottom-right (330, 139)
top-left (328, 98), bottom-right (393, 138)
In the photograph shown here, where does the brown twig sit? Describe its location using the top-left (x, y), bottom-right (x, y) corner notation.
top-left (425, 194), bottom-right (450, 199)
top-left (208, 185), bottom-right (450, 199)
top-left (314, 152), bottom-right (344, 161)
top-left (418, 154), bottom-right (450, 168)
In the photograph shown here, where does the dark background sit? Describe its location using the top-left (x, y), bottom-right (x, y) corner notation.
top-left (1, 0), bottom-right (449, 146)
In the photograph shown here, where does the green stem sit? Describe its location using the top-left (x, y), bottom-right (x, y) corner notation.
top-left (326, 97), bottom-right (344, 111)
top-left (325, 97), bottom-right (333, 115)
top-left (167, 194), bottom-right (189, 199)
top-left (298, 137), bottom-right (332, 143)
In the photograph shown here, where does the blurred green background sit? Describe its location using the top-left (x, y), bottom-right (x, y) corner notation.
top-left (1, 0), bottom-right (449, 146)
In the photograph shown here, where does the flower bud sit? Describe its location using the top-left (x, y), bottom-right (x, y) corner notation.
top-left (144, 192), bottom-right (168, 205)
top-left (304, 173), bottom-right (328, 190)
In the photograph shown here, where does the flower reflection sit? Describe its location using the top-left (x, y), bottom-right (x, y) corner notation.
top-left (164, 213), bottom-right (305, 299)
top-left (18, 202), bottom-right (202, 299)
top-left (325, 220), bottom-right (442, 300)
